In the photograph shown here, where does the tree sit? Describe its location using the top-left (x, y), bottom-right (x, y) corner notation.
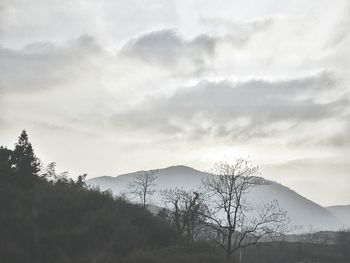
top-left (76, 173), bottom-right (87, 188)
top-left (0, 146), bottom-right (14, 177)
top-left (128, 170), bottom-right (158, 207)
top-left (162, 188), bottom-right (206, 246)
top-left (201, 159), bottom-right (290, 260)
top-left (12, 130), bottom-right (40, 179)
top-left (41, 162), bottom-right (57, 182)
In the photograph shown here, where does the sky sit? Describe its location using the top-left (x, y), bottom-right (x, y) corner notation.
top-left (0, 0), bottom-right (349, 206)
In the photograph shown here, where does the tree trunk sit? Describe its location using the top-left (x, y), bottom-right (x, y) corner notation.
top-left (227, 230), bottom-right (233, 260)
top-left (143, 191), bottom-right (146, 207)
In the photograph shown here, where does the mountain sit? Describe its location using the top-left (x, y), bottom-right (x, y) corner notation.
top-left (326, 205), bottom-right (350, 229)
top-left (87, 165), bottom-right (343, 232)
top-left (88, 165), bottom-right (205, 194)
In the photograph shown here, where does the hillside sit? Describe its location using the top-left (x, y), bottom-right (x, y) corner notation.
top-left (326, 205), bottom-right (350, 229)
top-left (88, 165), bottom-right (343, 232)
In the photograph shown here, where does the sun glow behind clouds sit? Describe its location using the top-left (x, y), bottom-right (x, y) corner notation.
top-left (0, 0), bottom-right (349, 205)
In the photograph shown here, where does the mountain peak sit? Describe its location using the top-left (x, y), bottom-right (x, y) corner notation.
top-left (162, 165), bottom-right (201, 172)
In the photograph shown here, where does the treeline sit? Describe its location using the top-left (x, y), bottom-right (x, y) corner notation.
top-left (0, 130), bottom-right (230, 263)
top-left (1, 130), bottom-right (349, 263)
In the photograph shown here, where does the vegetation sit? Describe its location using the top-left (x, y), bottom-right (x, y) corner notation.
top-left (161, 188), bottom-right (207, 247)
top-left (128, 169), bottom-right (158, 207)
top-left (201, 160), bottom-right (291, 259)
top-left (0, 130), bottom-right (349, 263)
top-left (0, 130), bottom-right (177, 263)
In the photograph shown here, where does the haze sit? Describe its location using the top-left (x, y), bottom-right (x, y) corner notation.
top-left (0, 0), bottom-right (349, 206)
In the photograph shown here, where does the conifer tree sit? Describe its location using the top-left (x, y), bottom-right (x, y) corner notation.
top-left (0, 146), bottom-right (14, 178)
top-left (12, 130), bottom-right (40, 180)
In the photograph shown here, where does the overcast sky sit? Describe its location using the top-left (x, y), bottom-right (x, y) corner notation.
top-left (1, 0), bottom-right (349, 206)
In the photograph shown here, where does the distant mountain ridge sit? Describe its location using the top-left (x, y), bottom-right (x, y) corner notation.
top-left (88, 165), bottom-right (345, 232)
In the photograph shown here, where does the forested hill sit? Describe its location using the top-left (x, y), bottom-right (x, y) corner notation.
top-left (0, 130), bottom-right (178, 263)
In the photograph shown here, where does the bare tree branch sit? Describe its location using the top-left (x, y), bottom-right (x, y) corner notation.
top-left (128, 169), bottom-right (158, 207)
top-left (161, 188), bottom-right (207, 247)
top-left (201, 159), bottom-right (292, 260)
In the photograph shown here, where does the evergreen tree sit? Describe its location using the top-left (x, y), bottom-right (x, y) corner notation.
top-left (12, 130), bottom-right (40, 183)
top-left (0, 146), bottom-right (14, 178)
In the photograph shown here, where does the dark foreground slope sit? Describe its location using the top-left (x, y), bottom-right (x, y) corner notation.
top-left (0, 132), bottom-right (178, 263)
top-left (239, 241), bottom-right (350, 263)
top-left (0, 170), bottom-right (178, 263)
top-left (0, 156), bottom-right (232, 263)
top-left (1, 131), bottom-right (349, 263)
top-left (0, 131), bottom-right (232, 263)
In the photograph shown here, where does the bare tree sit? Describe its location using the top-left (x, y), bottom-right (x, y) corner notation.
top-left (128, 169), bottom-right (158, 207)
top-left (201, 159), bottom-right (291, 260)
top-left (161, 188), bottom-right (206, 247)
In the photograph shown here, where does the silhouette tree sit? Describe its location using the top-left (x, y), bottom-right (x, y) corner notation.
top-left (76, 173), bottom-right (87, 188)
top-left (162, 188), bottom-right (206, 247)
top-left (12, 130), bottom-right (40, 186)
top-left (0, 146), bottom-right (14, 179)
top-left (128, 170), bottom-right (158, 207)
top-left (201, 159), bottom-right (291, 260)
top-left (41, 162), bottom-right (57, 182)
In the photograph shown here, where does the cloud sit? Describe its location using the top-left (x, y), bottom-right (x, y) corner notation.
top-left (199, 16), bottom-right (273, 39)
top-left (119, 24), bottom-right (272, 71)
top-left (111, 71), bottom-right (348, 143)
top-left (319, 119), bottom-right (350, 147)
top-left (325, 4), bottom-right (350, 48)
top-left (1, 0), bottom-right (350, 206)
top-left (119, 29), bottom-right (219, 75)
top-left (0, 0), bottom-right (179, 49)
top-left (120, 30), bottom-right (187, 67)
top-left (0, 35), bottom-right (102, 92)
